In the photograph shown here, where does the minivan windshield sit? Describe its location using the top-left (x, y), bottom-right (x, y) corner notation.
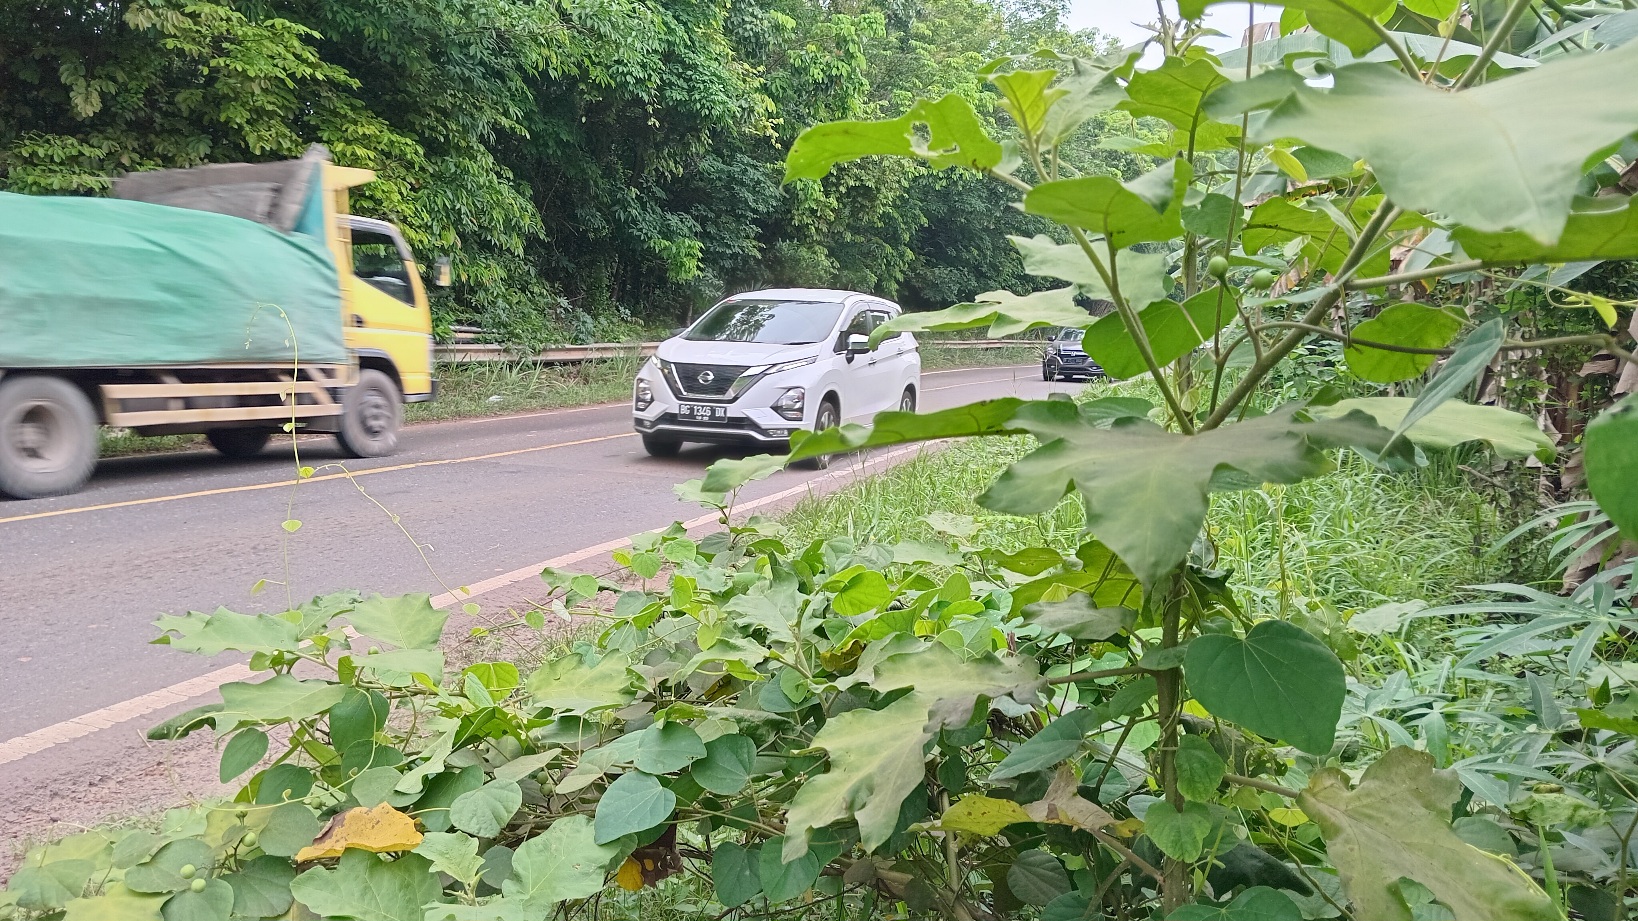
top-left (684, 299), bottom-right (844, 345)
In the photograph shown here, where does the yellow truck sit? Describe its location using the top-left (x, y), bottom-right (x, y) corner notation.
top-left (0, 146), bottom-right (440, 499)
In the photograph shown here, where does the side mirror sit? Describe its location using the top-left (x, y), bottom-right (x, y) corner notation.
top-left (432, 255), bottom-right (453, 287)
top-left (846, 334), bottom-right (871, 354)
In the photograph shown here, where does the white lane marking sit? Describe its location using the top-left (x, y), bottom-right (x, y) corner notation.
top-left (0, 444), bottom-right (930, 766)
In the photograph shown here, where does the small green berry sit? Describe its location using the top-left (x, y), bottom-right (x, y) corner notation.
top-left (178, 864), bottom-right (197, 880)
top-left (1207, 255), bottom-right (1229, 279)
top-left (241, 831), bottom-right (258, 848)
top-left (1249, 268), bottom-right (1281, 290)
top-left (234, 808), bottom-right (248, 819)
top-left (189, 879), bottom-right (208, 893)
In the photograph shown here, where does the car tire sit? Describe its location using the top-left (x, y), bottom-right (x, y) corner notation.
top-left (1041, 360), bottom-right (1054, 382)
top-left (0, 374), bottom-right (99, 500)
top-left (336, 369), bottom-right (403, 458)
top-left (642, 433), bottom-right (683, 457)
top-left (206, 428), bottom-right (273, 459)
top-left (795, 398), bottom-right (839, 471)
top-left (899, 386), bottom-right (917, 413)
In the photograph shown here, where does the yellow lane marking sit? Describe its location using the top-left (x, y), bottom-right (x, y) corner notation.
top-left (0, 432), bottom-right (637, 526)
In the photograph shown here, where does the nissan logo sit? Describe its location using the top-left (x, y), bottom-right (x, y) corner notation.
top-left (696, 370), bottom-right (716, 385)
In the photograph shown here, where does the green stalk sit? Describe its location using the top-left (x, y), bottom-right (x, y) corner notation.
top-left (1454, 0), bottom-right (1536, 90)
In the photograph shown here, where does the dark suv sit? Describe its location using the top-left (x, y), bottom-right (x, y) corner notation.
top-left (1042, 328), bottom-right (1104, 381)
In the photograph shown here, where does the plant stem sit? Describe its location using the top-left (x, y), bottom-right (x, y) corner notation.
top-left (1223, 772), bottom-right (1301, 798)
top-left (1365, 17), bottom-right (1425, 76)
top-left (1202, 201), bottom-right (1401, 430)
top-left (1345, 259), bottom-right (1485, 289)
top-left (1154, 572), bottom-right (1189, 914)
top-left (1454, 0), bottom-right (1534, 89)
top-left (1046, 665), bottom-right (1150, 685)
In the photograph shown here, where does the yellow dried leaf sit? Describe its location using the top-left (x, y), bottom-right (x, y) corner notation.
top-left (939, 795), bottom-right (1034, 836)
top-left (615, 857), bottom-right (644, 891)
top-left (1267, 806), bottom-right (1309, 827)
top-left (294, 803), bottom-right (422, 862)
top-left (1023, 765), bottom-right (1116, 832)
top-left (1109, 817), bottom-right (1145, 838)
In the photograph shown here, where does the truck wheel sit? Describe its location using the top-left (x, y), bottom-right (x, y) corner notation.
top-left (0, 375), bottom-right (98, 500)
top-left (336, 369), bottom-right (402, 458)
top-left (206, 428), bottom-right (273, 459)
top-left (642, 434), bottom-right (682, 457)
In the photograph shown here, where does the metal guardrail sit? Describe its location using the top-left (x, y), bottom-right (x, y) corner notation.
top-left (436, 338), bottom-right (1034, 364)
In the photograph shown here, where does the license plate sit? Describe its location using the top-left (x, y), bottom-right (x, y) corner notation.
top-left (678, 403), bottom-right (728, 423)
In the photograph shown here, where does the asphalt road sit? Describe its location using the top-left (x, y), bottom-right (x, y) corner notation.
top-left (0, 364), bottom-right (1070, 746)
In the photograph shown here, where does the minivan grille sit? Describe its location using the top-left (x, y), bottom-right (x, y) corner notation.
top-left (668, 363), bottom-right (749, 399)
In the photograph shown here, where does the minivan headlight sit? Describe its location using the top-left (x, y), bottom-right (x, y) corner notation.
top-left (748, 356), bottom-right (817, 376)
top-left (772, 387), bottom-right (806, 421)
top-left (634, 377), bottom-right (654, 411)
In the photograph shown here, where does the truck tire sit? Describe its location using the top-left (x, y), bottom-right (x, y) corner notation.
top-left (0, 375), bottom-right (99, 500)
top-left (336, 369), bottom-right (403, 458)
top-left (206, 428), bottom-right (273, 459)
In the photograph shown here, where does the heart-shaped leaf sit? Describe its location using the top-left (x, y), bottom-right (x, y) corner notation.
top-left (1185, 621), bottom-right (1345, 755)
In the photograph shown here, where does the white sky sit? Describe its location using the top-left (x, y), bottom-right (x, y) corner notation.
top-left (1065, 1), bottom-right (1276, 50)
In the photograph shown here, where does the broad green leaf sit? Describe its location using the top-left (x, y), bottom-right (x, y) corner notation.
top-left (1119, 56), bottom-right (1233, 133)
top-left (214, 676), bottom-right (347, 732)
top-left (593, 772), bottom-right (675, 845)
top-left (1456, 197), bottom-right (1638, 263)
top-left (450, 780), bottom-right (522, 838)
top-left (9, 861), bottom-right (95, 912)
top-left (158, 879), bottom-right (233, 921)
top-left (254, 802), bottom-right (321, 858)
top-left (1185, 620), bottom-right (1345, 755)
top-left (633, 722), bottom-right (707, 775)
top-left (1020, 596), bottom-right (1136, 641)
top-left (700, 454), bottom-right (784, 494)
top-left (1585, 395), bottom-right (1638, 540)
top-left (1184, 0), bottom-right (1394, 55)
top-left (691, 733), bottom-right (757, 794)
top-left (218, 727), bottom-right (268, 783)
top-left (525, 653), bottom-right (638, 716)
top-left (831, 570), bottom-right (892, 615)
top-left (983, 404), bottom-right (1387, 587)
top-left (1344, 304), bottom-right (1464, 383)
top-left (151, 609), bottom-right (300, 657)
top-left (1577, 707), bottom-right (1638, 735)
top-left (1386, 317), bottom-right (1508, 452)
top-left (782, 692), bottom-right (933, 862)
top-left (1168, 886), bottom-right (1304, 920)
top-left (992, 69), bottom-right (1066, 142)
top-left (1081, 288), bottom-right (1235, 380)
top-left (1252, 47), bottom-right (1638, 243)
top-left (1144, 800), bottom-right (1215, 861)
top-left (330, 688), bottom-right (389, 754)
top-left (290, 850), bottom-right (443, 921)
top-left (1299, 747), bottom-right (1557, 921)
top-left (873, 287), bottom-right (1095, 341)
top-left (504, 816), bottom-right (619, 908)
top-left (758, 838), bottom-right (821, 903)
top-left (785, 94), bottom-right (1001, 181)
top-left (221, 856), bottom-right (295, 919)
top-left (788, 398), bottom-right (1026, 461)
top-left (62, 885), bottom-right (163, 921)
top-left (1175, 735), bottom-right (1227, 802)
top-left (342, 594), bottom-right (448, 650)
top-left (1316, 397), bottom-right (1554, 461)
top-left (711, 842), bottom-right (761, 909)
top-left (1183, 192), bottom-right (1239, 240)
top-left (940, 795), bottom-right (1034, 836)
top-left (990, 709), bottom-right (1099, 781)
top-left (1040, 55), bottom-right (1130, 146)
top-left (1007, 849), bottom-right (1071, 907)
top-left (352, 647), bottom-right (444, 684)
top-left (415, 833), bottom-right (485, 886)
top-left (1241, 196), bottom-right (1408, 278)
top-left (1009, 235), bottom-right (1174, 309)
top-left (125, 839), bottom-right (215, 894)
top-left (146, 703), bottom-right (223, 741)
top-left (868, 641), bottom-right (1043, 730)
top-left (1024, 160), bottom-right (1191, 250)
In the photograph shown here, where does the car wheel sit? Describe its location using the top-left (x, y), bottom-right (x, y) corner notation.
top-left (642, 433), bottom-right (682, 457)
top-left (899, 387), bottom-right (917, 413)
top-left (206, 428), bottom-right (273, 459)
top-left (0, 375), bottom-right (98, 500)
top-left (796, 398), bottom-right (839, 471)
top-left (1041, 360), bottom-right (1054, 382)
top-left (336, 369), bottom-right (403, 458)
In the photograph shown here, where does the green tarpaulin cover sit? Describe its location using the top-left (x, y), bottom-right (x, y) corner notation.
top-left (0, 191), bottom-right (347, 368)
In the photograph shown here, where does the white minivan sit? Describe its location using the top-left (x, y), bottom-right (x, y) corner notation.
top-left (632, 288), bottom-right (921, 468)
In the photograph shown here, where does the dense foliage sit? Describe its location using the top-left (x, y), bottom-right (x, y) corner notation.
top-left (0, 0), bottom-right (1127, 346)
top-left (7, 2), bottom-right (1638, 921)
